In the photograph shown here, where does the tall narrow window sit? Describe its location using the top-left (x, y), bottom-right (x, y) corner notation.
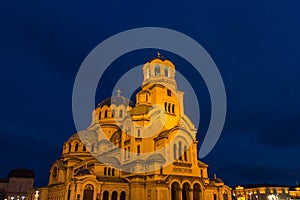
top-left (168, 103), bottom-right (171, 113)
top-left (104, 110), bottom-right (108, 118)
top-left (75, 143), bottom-right (79, 152)
top-left (164, 102), bottom-right (167, 111)
top-left (112, 168), bottom-right (115, 176)
top-left (112, 109), bottom-right (115, 118)
top-left (184, 145), bottom-right (187, 161)
top-left (120, 191), bottom-right (126, 200)
top-left (68, 143), bottom-right (71, 152)
top-left (167, 89), bottom-right (171, 96)
top-left (164, 67), bottom-right (169, 77)
top-left (155, 65), bottom-right (160, 76)
top-left (83, 144), bottom-right (86, 152)
top-left (103, 191), bottom-right (109, 200)
top-left (172, 104), bottom-right (175, 114)
top-left (137, 145), bottom-right (140, 156)
top-left (91, 144), bottom-right (95, 152)
top-left (173, 144), bottom-right (177, 160)
top-left (128, 147), bottom-right (130, 158)
top-left (104, 167), bottom-right (107, 175)
top-left (108, 168), bottom-right (111, 176)
top-left (99, 111), bottom-right (101, 119)
top-left (146, 95), bottom-right (148, 102)
top-left (124, 147), bottom-right (127, 160)
top-left (137, 129), bottom-right (140, 137)
top-left (178, 142), bottom-right (182, 160)
top-left (146, 68), bottom-right (150, 79)
top-left (119, 110), bottom-right (123, 118)
top-left (112, 191), bottom-right (118, 200)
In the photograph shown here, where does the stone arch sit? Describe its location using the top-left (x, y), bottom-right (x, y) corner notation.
top-left (83, 184), bottom-right (94, 200)
top-left (103, 190), bottom-right (109, 200)
top-left (182, 182), bottom-right (191, 200)
top-left (112, 191), bottom-right (118, 200)
top-left (193, 183), bottom-right (201, 200)
top-left (120, 191), bottom-right (126, 200)
top-left (171, 181), bottom-right (181, 200)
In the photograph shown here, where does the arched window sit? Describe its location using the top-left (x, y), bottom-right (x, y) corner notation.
top-left (146, 95), bottom-right (148, 102)
top-left (184, 145), bottom-right (187, 161)
top-left (171, 182), bottom-right (180, 200)
top-left (99, 111), bottom-right (101, 119)
top-left (124, 147), bottom-right (127, 160)
top-left (173, 144), bottom-right (177, 160)
top-left (160, 166), bottom-right (163, 175)
top-left (164, 66), bottom-right (169, 77)
top-left (91, 144), bottom-right (95, 152)
top-left (104, 167), bottom-right (107, 175)
top-left (178, 142), bottom-right (182, 160)
top-left (120, 191), bottom-right (126, 200)
top-left (108, 168), bottom-right (111, 176)
top-left (182, 183), bottom-right (191, 200)
top-left (137, 129), bottom-right (140, 137)
top-left (193, 183), bottom-right (201, 200)
top-left (223, 192), bottom-right (228, 200)
top-left (83, 144), bottom-right (86, 152)
top-left (168, 103), bottom-right (171, 113)
top-left (172, 104), bottom-right (175, 114)
top-left (75, 143), bottom-right (79, 152)
top-left (146, 68), bottom-right (150, 79)
top-left (137, 145), bottom-right (140, 156)
top-left (112, 168), bottom-right (115, 176)
top-left (155, 65), bottom-right (160, 76)
top-left (128, 147), bottom-right (130, 158)
top-left (68, 143), bottom-right (71, 152)
top-left (112, 191), bottom-right (118, 200)
top-left (52, 167), bottom-right (58, 181)
top-left (119, 110), bottom-right (123, 118)
top-left (112, 109), bottom-right (115, 118)
top-left (103, 191), bottom-right (109, 200)
top-left (83, 184), bottom-right (94, 200)
top-left (104, 110), bottom-right (108, 118)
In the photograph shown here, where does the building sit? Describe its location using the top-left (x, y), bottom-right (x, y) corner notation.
top-left (32, 54), bottom-right (232, 200)
top-left (0, 168), bottom-right (35, 200)
top-left (232, 185), bottom-right (290, 200)
top-left (290, 186), bottom-right (300, 200)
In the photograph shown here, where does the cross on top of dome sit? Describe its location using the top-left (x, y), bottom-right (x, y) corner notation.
top-left (116, 89), bottom-right (121, 97)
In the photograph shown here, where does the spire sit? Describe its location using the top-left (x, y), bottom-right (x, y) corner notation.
top-left (116, 89), bottom-right (121, 97)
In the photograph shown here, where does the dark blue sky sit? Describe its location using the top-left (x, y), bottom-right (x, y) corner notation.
top-left (1, 0), bottom-right (300, 187)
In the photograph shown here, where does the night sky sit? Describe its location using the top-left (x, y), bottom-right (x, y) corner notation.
top-left (1, 0), bottom-right (300, 187)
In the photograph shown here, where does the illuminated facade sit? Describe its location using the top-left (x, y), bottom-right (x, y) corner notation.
top-left (290, 186), bottom-right (300, 200)
top-left (33, 55), bottom-right (231, 200)
top-left (232, 185), bottom-right (290, 200)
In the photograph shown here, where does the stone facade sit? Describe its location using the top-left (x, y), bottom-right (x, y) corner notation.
top-left (32, 55), bottom-right (231, 200)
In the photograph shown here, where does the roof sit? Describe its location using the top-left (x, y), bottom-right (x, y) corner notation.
top-left (67, 130), bottom-right (97, 143)
top-left (97, 95), bottom-right (134, 108)
top-left (8, 168), bottom-right (35, 178)
top-left (147, 53), bottom-right (175, 69)
top-left (129, 104), bottom-right (152, 116)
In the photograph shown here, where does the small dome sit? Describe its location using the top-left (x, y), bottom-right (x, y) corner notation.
top-left (129, 104), bottom-right (152, 116)
top-left (97, 91), bottom-right (134, 108)
top-left (8, 168), bottom-right (35, 178)
top-left (147, 53), bottom-right (175, 69)
top-left (67, 130), bottom-right (97, 143)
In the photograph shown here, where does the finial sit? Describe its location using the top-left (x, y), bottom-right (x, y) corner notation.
top-left (157, 51), bottom-right (161, 57)
top-left (116, 89), bottom-right (121, 97)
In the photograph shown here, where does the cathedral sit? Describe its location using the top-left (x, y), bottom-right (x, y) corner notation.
top-left (34, 54), bottom-right (231, 200)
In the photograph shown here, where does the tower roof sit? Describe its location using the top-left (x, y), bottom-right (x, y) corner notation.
top-left (147, 52), bottom-right (175, 69)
